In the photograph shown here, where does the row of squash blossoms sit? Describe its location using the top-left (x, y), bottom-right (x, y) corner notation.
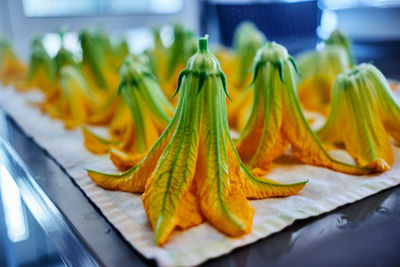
top-left (0, 22), bottom-right (399, 245)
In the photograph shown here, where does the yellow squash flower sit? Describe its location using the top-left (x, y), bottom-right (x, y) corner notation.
top-left (318, 63), bottom-right (400, 172)
top-left (25, 38), bottom-right (56, 93)
top-left (80, 29), bottom-right (121, 92)
top-left (38, 44), bottom-right (78, 118)
top-left (324, 29), bottom-right (355, 66)
top-left (59, 65), bottom-right (101, 129)
top-left (36, 38), bottom-right (103, 125)
top-left (235, 42), bottom-right (371, 176)
top-left (62, 30), bottom-right (128, 126)
top-left (148, 28), bottom-right (167, 81)
top-left (297, 30), bottom-right (354, 115)
top-left (232, 22), bottom-right (266, 90)
top-left (226, 22), bottom-right (266, 129)
top-left (87, 36), bottom-right (306, 246)
top-left (0, 37), bottom-right (26, 86)
top-left (83, 55), bottom-right (174, 170)
top-left (157, 23), bottom-right (197, 104)
top-left (165, 24), bottom-right (197, 79)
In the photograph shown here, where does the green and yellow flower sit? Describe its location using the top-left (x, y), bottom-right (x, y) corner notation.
top-left (87, 36), bottom-right (306, 246)
top-left (235, 42), bottom-right (371, 176)
top-left (0, 37), bottom-right (26, 86)
top-left (297, 30), bottom-right (354, 115)
top-left (318, 63), bottom-right (400, 172)
top-left (25, 37), bottom-right (56, 92)
top-left (83, 55), bottom-right (174, 170)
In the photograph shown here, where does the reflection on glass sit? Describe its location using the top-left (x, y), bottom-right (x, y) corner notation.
top-left (0, 165), bottom-right (29, 243)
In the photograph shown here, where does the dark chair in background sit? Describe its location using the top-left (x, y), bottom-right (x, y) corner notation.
top-left (201, 0), bottom-right (322, 54)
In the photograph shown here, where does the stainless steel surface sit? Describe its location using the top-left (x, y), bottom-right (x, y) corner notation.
top-left (0, 137), bottom-right (100, 267)
top-left (0, 109), bottom-right (154, 266)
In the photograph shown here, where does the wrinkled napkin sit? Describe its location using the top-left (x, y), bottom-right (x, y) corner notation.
top-left (1, 87), bottom-right (400, 266)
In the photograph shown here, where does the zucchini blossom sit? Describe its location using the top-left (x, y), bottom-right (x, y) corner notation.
top-left (88, 36), bottom-right (306, 246)
top-left (0, 37), bottom-right (26, 86)
top-left (236, 42), bottom-right (371, 176)
top-left (83, 55), bottom-right (174, 170)
top-left (318, 63), bottom-right (400, 172)
top-left (297, 30), bottom-right (354, 115)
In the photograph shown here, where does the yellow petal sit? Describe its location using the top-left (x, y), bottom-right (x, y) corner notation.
top-left (281, 61), bottom-right (370, 175)
top-left (318, 64), bottom-right (397, 172)
top-left (109, 148), bottom-right (145, 171)
top-left (82, 126), bottom-right (120, 155)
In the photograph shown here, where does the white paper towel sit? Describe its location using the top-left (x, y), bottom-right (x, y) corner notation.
top-left (1, 87), bottom-right (400, 266)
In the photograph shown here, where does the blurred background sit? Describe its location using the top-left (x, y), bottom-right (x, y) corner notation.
top-left (0, 0), bottom-right (400, 266)
top-left (1, 0), bottom-right (400, 61)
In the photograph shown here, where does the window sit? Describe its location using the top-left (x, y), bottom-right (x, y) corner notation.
top-left (22, 0), bottom-right (184, 17)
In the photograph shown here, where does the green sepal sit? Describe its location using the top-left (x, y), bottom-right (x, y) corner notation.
top-left (219, 72), bottom-right (232, 101)
top-left (277, 60), bottom-right (285, 84)
top-left (249, 61), bottom-right (262, 88)
top-left (129, 79), bottom-right (140, 89)
top-left (196, 72), bottom-right (208, 96)
top-left (143, 71), bottom-right (158, 82)
top-left (117, 81), bottom-right (124, 95)
top-left (118, 78), bottom-right (141, 96)
top-left (289, 56), bottom-right (302, 77)
top-left (170, 69), bottom-right (187, 100)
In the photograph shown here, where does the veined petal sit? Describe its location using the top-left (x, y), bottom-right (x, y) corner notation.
top-left (227, 86), bottom-right (254, 130)
top-left (249, 63), bottom-right (286, 172)
top-left (227, 136), bottom-right (306, 199)
top-left (82, 126), bottom-right (120, 155)
top-left (175, 182), bottom-right (203, 230)
top-left (87, 109), bottom-right (179, 192)
top-left (197, 78), bottom-right (253, 237)
top-left (317, 77), bottom-right (349, 143)
top-left (142, 74), bottom-right (202, 245)
top-left (237, 42), bottom-right (368, 175)
top-left (366, 65), bottom-right (400, 143)
top-left (109, 148), bottom-right (145, 171)
top-left (341, 71), bottom-right (393, 171)
top-left (318, 63), bottom-right (397, 172)
top-left (281, 61), bottom-right (370, 175)
top-left (87, 165), bottom-right (142, 192)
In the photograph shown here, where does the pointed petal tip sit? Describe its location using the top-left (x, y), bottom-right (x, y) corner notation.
top-left (364, 159), bottom-right (392, 172)
top-left (153, 214), bottom-right (171, 246)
